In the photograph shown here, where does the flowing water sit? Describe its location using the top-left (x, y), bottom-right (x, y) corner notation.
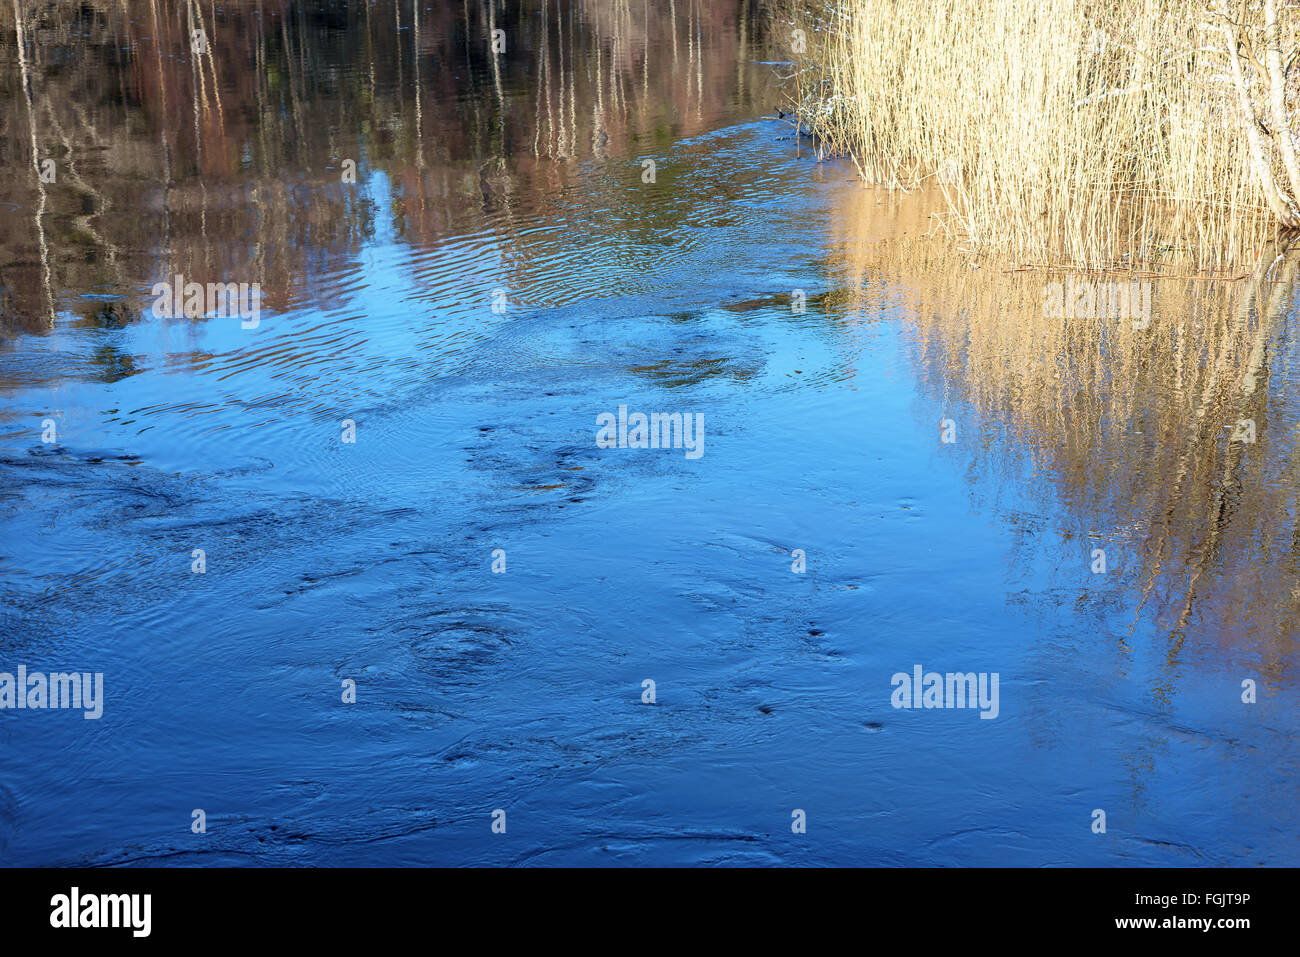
top-left (0, 1), bottom-right (1296, 866)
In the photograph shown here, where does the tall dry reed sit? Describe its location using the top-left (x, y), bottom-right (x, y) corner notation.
top-left (782, 0), bottom-right (1300, 270)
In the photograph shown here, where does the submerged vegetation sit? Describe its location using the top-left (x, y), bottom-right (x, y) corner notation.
top-left (784, 0), bottom-right (1300, 271)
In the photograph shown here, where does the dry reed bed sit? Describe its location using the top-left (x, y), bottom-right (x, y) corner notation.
top-left (784, 0), bottom-right (1300, 271)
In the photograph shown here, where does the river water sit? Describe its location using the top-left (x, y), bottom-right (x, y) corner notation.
top-left (0, 1), bottom-right (1296, 866)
